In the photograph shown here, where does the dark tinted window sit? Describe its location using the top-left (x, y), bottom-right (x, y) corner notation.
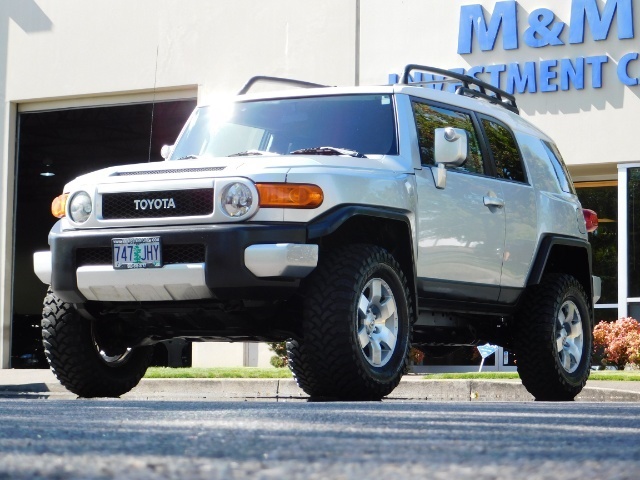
top-left (171, 94), bottom-right (398, 159)
top-left (482, 119), bottom-right (526, 183)
top-left (412, 101), bottom-right (484, 174)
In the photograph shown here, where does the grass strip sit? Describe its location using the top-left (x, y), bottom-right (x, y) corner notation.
top-left (423, 371), bottom-right (640, 381)
top-left (144, 367), bottom-right (640, 381)
top-left (145, 367), bottom-right (293, 379)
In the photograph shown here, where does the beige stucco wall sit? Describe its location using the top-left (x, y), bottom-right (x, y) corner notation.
top-left (2, 0), bottom-right (639, 366)
top-left (0, 0), bottom-right (359, 367)
top-left (192, 343), bottom-right (274, 369)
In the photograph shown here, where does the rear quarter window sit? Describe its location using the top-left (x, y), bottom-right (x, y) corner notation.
top-left (514, 134), bottom-right (567, 194)
top-left (481, 118), bottom-right (527, 183)
top-left (541, 141), bottom-right (576, 194)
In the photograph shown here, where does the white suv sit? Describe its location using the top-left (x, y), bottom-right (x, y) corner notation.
top-left (33, 65), bottom-right (600, 401)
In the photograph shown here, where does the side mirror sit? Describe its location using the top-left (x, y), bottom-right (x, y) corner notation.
top-left (160, 145), bottom-right (173, 160)
top-left (432, 127), bottom-right (469, 189)
top-left (434, 127), bottom-right (468, 166)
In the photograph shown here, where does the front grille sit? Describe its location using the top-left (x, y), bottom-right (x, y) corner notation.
top-left (102, 188), bottom-right (213, 219)
top-left (76, 244), bottom-right (206, 266)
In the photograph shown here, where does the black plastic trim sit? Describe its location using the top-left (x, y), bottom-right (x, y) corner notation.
top-left (238, 76), bottom-right (327, 95)
top-left (527, 234), bottom-right (593, 287)
top-left (416, 278), bottom-right (519, 315)
top-left (399, 64), bottom-right (519, 114)
top-left (48, 220), bottom-right (309, 303)
top-left (306, 204), bottom-right (413, 240)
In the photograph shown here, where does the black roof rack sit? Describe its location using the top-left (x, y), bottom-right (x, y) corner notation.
top-left (238, 76), bottom-right (328, 95)
top-left (399, 64), bottom-right (519, 115)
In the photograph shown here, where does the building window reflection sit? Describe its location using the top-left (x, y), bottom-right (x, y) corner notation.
top-left (575, 181), bottom-right (618, 306)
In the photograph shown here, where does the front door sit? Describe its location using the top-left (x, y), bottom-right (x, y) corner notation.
top-left (411, 100), bottom-right (506, 303)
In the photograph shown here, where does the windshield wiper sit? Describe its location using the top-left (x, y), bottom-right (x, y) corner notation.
top-left (176, 155), bottom-right (201, 160)
top-left (228, 150), bottom-right (275, 157)
top-left (290, 146), bottom-right (367, 158)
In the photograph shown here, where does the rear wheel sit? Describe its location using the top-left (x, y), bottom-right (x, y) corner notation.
top-left (295, 245), bottom-right (412, 400)
top-left (41, 288), bottom-right (153, 398)
top-left (513, 274), bottom-right (592, 401)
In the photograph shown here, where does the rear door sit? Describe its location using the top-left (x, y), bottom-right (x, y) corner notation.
top-left (477, 115), bottom-right (537, 303)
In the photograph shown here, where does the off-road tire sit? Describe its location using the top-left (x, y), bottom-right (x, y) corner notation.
top-left (41, 288), bottom-right (153, 398)
top-left (286, 338), bottom-right (320, 395)
top-left (513, 274), bottom-right (592, 401)
top-left (296, 245), bottom-right (412, 400)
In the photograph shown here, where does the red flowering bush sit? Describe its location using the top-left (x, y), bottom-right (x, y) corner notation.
top-left (593, 317), bottom-right (640, 369)
top-left (410, 347), bottom-right (425, 365)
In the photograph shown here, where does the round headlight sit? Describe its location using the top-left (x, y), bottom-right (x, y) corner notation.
top-left (68, 191), bottom-right (92, 223)
top-left (221, 183), bottom-right (253, 218)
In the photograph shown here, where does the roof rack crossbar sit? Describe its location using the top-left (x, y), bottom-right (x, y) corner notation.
top-left (238, 76), bottom-right (327, 95)
top-left (399, 64), bottom-right (519, 114)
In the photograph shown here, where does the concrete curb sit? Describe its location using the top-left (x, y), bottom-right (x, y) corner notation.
top-left (1, 376), bottom-right (639, 402)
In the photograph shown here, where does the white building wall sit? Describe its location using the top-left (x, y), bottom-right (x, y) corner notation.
top-left (192, 343), bottom-right (274, 369)
top-left (358, 0), bottom-right (640, 175)
top-left (4, 0), bottom-right (358, 102)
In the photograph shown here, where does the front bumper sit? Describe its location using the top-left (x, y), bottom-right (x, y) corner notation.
top-left (35, 221), bottom-right (318, 304)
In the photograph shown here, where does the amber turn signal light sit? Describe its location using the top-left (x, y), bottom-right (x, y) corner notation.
top-left (256, 183), bottom-right (323, 208)
top-left (51, 193), bottom-right (69, 218)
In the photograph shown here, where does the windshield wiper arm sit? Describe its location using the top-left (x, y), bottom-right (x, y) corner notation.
top-left (290, 146), bottom-right (367, 158)
top-left (176, 155), bottom-right (200, 160)
top-left (228, 150), bottom-right (275, 157)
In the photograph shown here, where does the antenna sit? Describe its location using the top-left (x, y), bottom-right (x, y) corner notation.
top-left (148, 45), bottom-right (159, 162)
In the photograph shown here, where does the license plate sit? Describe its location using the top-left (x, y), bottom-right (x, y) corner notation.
top-left (112, 237), bottom-right (162, 269)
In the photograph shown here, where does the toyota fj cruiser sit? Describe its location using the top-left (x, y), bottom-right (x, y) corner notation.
top-left (33, 65), bottom-right (600, 401)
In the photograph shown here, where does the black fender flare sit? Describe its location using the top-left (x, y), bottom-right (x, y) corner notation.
top-left (306, 205), bottom-right (418, 320)
top-left (526, 234), bottom-right (594, 309)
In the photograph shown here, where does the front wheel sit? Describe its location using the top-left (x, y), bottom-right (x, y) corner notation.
top-left (297, 245), bottom-right (412, 400)
top-left (513, 274), bottom-right (592, 401)
top-left (41, 288), bottom-right (153, 398)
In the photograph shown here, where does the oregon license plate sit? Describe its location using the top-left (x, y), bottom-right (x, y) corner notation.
top-left (112, 237), bottom-right (162, 269)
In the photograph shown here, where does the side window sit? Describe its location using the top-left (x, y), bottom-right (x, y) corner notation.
top-left (542, 140), bottom-right (576, 194)
top-left (481, 118), bottom-right (526, 183)
top-left (412, 101), bottom-right (484, 174)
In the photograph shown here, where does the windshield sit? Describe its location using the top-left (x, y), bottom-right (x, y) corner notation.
top-left (169, 94), bottom-right (398, 160)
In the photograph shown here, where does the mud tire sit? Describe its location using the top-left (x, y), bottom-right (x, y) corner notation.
top-left (513, 274), bottom-right (592, 401)
top-left (41, 288), bottom-right (153, 398)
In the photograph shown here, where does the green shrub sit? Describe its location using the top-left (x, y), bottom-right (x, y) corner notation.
top-left (268, 341), bottom-right (288, 368)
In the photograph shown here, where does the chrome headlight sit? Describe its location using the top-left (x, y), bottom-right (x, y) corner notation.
top-left (68, 191), bottom-right (92, 223)
top-left (221, 182), bottom-right (253, 218)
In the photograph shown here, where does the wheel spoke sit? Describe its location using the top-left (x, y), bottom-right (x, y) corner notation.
top-left (370, 279), bottom-right (382, 305)
top-left (358, 294), bottom-right (370, 317)
top-left (377, 296), bottom-right (397, 323)
top-left (561, 350), bottom-right (572, 371)
top-left (370, 337), bottom-right (382, 365)
top-left (373, 326), bottom-right (397, 351)
top-left (565, 303), bottom-right (577, 323)
top-left (566, 340), bottom-right (581, 364)
top-left (569, 318), bottom-right (583, 339)
top-left (358, 327), bottom-right (371, 349)
top-left (556, 335), bottom-right (564, 353)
